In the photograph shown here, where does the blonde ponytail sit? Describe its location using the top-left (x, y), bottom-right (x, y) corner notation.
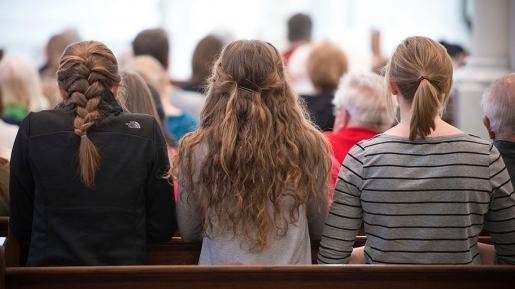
top-left (410, 77), bottom-right (441, 140)
top-left (385, 36), bottom-right (453, 141)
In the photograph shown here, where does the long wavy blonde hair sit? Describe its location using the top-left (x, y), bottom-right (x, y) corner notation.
top-left (172, 40), bottom-right (331, 250)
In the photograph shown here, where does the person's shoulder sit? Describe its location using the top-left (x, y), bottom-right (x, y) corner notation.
top-left (445, 133), bottom-right (493, 150)
top-left (21, 109), bottom-right (71, 134)
top-left (461, 133), bottom-right (491, 144)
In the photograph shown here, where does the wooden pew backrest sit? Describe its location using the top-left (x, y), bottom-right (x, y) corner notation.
top-left (3, 264), bottom-right (515, 289)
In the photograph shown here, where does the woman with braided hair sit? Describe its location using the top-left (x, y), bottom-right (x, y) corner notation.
top-left (173, 39), bottom-right (332, 264)
top-left (318, 36), bottom-right (515, 265)
top-left (9, 41), bottom-right (177, 266)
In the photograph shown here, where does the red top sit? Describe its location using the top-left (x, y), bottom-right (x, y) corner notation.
top-left (324, 127), bottom-right (379, 208)
top-left (324, 127), bottom-right (379, 165)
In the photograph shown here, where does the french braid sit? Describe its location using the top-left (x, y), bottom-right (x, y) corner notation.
top-left (57, 41), bottom-right (121, 188)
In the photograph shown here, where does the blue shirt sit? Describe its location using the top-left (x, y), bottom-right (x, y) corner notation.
top-left (164, 113), bottom-right (198, 141)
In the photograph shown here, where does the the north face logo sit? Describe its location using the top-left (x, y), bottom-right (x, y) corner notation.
top-left (126, 121), bottom-right (141, 129)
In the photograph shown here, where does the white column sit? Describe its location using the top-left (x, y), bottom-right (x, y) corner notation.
top-left (453, 0), bottom-right (512, 140)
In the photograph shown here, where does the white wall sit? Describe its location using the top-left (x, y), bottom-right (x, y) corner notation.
top-left (0, 0), bottom-right (471, 80)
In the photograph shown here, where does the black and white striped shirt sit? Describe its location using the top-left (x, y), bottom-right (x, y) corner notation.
top-left (318, 133), bottom-right (515, 265)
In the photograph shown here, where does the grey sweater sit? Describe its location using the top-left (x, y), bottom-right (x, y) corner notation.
top-left (318, 133), bottom-right (515, 265)
top-left (177, 145), bottom-right (328, 265)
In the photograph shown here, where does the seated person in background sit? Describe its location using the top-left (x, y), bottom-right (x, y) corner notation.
top-left (300, 40), bottom-right (348, 132)
top-left (0, 146), bottom-right (10, 215)
top-left (439, 40), bottom-right (469, 69)
top-left (9, 41), bottom-right (177, 266)
top-left (0, 86), bottom-right (14, 215)
top-left (282, 13), bottom-right (312, 66)
top-left (0, 86), bottom-right (19, 149)
top-left (132, 28), bottom-right (200, 131)
top-left (324, 72), bottom-right (397, 207)
top-left (173, 39), bottom-right (332, 265)
top-left (181, 34), bottom-right (224, 94)
top-left (39, 29), bottom-right (81, 107)
top-left (118, 70), bottom-right (177, 152)
top-left (123, 55), bottom-right (198, 141)
top-left (172, 34), bottom-right (224, 119)
top-left (287, 43), bottom-right (315, 96)
top-left (326, 71), bottom-right (397, 166)
top-left (119, 70), bottom-right (180, 201)
top-left (481, 73), bottom-right (515, 185)
top-left (0, 55), bottom-right (48, 125)
top-left (318, 36), bottom-right (515, 265)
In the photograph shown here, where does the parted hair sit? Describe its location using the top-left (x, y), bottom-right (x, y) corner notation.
top-left (57, 41), bottom-right (121, 188)
top-left (307, 40), bottom-right (348, 93)
top-left (173, 39), bottom-right (331, 250)
top-left (384, 36), bottom-right (453, 140)
top-left (481, 73), bottom-right (515, 140)
top-left (190, 35), bottom-right (224, 86)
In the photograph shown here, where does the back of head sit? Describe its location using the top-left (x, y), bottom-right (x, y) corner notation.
top-left (481, 73), bottom-right (515, 140)
top-left (384, 36), bottom-right (453, 140)
top-left (123, 55), bottom-right (168, 97)
top-left (0, 55), bottom-right (44, 112)
top-left (57, 40), bottom-right (121, 188)
top-left (190, 35), bottom-right (224, 85)
top-left (307, 40), bottom-right (348, 93)
top-left (439, 40), bottom-right (465, 58)
top-left (132, 28), bottom-right (169, 70)
top-left (334, 71), bottom-right (396, 132)
top-left (179, 39), bottom-right (331, 250)
top-left (439, 40), bottom-right (468, 68)
top-left (44, 29), bottom-right (81, 71)
top-left (287, 13), bottom-right (312, 43)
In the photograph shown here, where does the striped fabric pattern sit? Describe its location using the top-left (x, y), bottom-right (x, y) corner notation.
top-left (318, 133), bottom-right (515, 265)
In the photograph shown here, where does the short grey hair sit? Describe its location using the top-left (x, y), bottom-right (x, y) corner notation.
top-left (481, 73), bottom-right (515, 139)
top-left (333, 71), bottom-right (396, 132)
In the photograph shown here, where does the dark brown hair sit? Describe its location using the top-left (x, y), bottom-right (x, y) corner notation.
top-left (132, 28), bottom-right (170, 69)
top-left (288, 13), bottom-right (312, 42)
top-left (189, 35), bottom-right (224, 86)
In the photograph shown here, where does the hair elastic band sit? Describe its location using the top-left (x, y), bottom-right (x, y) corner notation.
top-left (418, 76), bottom-right (430, 82)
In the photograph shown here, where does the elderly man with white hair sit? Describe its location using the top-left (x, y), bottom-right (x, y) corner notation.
top-left (481, 73), bottom-right (515, 184)
top-left (325, 71), bottom-right (397, 166)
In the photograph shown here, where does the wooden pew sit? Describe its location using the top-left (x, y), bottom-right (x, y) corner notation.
top-left (2, 262), bottom-right (515, 289)
top-left (5, 227), bottom-right (493, 266)
top-left (1, 234), bottom-right (509, 289)
top-left (147, 235), bottom-right (493, 265)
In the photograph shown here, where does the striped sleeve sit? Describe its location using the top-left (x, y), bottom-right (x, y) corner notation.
top-left (484, 145), bottom-right (515, 265)
top-left (318, 143), bottom-right (364, 264)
